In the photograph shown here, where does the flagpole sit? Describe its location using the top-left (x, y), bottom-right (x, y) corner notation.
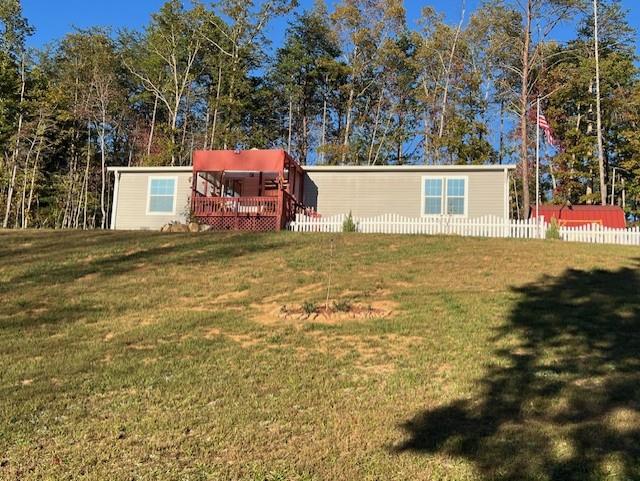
top-left (536, 96), bottom-right (540, 220)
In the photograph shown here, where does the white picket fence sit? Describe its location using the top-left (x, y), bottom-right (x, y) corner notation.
top-left (559, 224), bottom-right (640, 245)
top-left (288, 213), bottom-right (640, 246)
top-left (290, 213), bottom-right (545, 239)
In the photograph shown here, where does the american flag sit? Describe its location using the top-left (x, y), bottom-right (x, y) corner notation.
top-left (537, 110), bottom-right (557, 147)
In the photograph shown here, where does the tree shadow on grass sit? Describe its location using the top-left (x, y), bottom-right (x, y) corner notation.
top-left (0, 231), bottom-right (288, 330)
top-left (0, 231), bottom-right (287, 293)
top-left (395, 262), bottom-right (640, 481)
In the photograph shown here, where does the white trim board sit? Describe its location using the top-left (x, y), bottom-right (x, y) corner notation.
top-left (304, 164), bottom-right (516, 173)
top-left (108, 166), bottom-right (191, 173)
top-left (107, 164), bottom-right (516, 174)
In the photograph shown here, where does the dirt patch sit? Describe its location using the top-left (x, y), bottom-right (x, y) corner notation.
top-left (203, 327), bottom-right (261, 348)
top-left (251, 299), bottom-right (398, 326)
top-left (203, 328), bottom-right (222, 339)
top-left (293, 283), bottom-right (324, 295)
top-left (227, 333), bottom-right (261, 348)
top-left (28, 307), bottom-right (49, 315)
top-left (299, 331), bottom-right (423, 375)
top-left (212, 290), bottom-right (249, 304)
top-left (77, 272), bottom-right (99, 282)
top-left (101, 354), bottom-right (113, 364)
top-left (263, 292), bottom-right (289, 303)
top-left (357, 363), bottom-right (397, 375)
top-left (126, 343), bottom-right (155, 351)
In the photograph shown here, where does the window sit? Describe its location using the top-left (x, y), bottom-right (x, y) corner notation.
top-left (422, 176), bottom-right (467, 217)
top-left (446, 178), bottom-right (465, 215)
top-left (148, 177), bottom-right (176, 214)
top-left (424, 178), bottom-right (443, 215)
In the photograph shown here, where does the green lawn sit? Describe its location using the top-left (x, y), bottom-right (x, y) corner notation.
top-left (1, 231), bottom-right (639, 481)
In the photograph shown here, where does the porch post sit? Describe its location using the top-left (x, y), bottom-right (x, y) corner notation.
top-left (276, 167), bottom-right (284, 230)
top-left (191, 171), bottom-right (198, 216)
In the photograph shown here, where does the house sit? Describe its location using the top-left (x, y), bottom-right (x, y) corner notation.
top-left (107, 149), bottom-right (515, 231)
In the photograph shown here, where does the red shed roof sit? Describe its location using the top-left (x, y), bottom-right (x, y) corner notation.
top-left (531, 205), bottom-right (626, 228)
top-left (193, 149), bottom-right (298, 173)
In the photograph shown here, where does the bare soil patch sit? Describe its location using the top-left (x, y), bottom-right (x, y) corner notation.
top-left (251, 299), bottom-right (398, 326)
top-left (212, 290), bottom-right (248, 304)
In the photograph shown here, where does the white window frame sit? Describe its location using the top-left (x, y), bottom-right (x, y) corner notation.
top-left (421, 175), bottom-right (469, 218)
top-left (146, 176), bottom-right (178, 215)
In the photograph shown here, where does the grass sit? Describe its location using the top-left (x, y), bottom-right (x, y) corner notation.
top-left (0, 230), bottom-right (639, 481)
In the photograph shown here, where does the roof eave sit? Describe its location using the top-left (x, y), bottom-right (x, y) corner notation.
top-left (302, 164), bottom-right (516, 172)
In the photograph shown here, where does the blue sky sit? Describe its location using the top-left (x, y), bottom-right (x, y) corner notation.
top-left (22, 0), bottom-right (640, 52)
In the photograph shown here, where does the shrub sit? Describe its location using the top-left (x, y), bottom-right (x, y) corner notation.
top-left (302, 301), bottom-right (318, 315)
top-left (333, 299), bottom-right (352, 312)
top-left (546, 218), bottom-right (561, 240)
top-left (342, 211), bottom-right (358, 232)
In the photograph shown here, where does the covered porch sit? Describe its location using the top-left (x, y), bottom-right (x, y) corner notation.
top-left (191, 150), bottom-right (306, 231)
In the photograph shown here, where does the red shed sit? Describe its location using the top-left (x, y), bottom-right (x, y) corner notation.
top-left (530, 205), bottom-right (626, 228)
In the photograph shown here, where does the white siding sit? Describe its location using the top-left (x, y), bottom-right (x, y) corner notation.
top-left (114, 171), bottom-right (192, 230)
top-left (304, 169), bottom-right (508, 219)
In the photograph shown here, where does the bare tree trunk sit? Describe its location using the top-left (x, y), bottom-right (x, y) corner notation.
top-left (83, 124), bottom-right (91, 229)
top-left (18, 136), bottom-right (38, 228)
top-left (210, 65), bottom-right (222, 149)
top-left (99, 116), bottom-right (107, 229)
top-left (3, 54), bottom-right (27, 228)
top-left (341, 87), bottom-right (355, 164)
top-left (593, 0), bottom-right (607, 205)
top-left (25, 134), bottom-right (44, 229)
top-left (301, 113), bottom-right (308, 164)
top-left (287, 95), bottom-right (293, 153)
top-left (373, 113), bottom-right (393, 165)
top-left (170, 113), bottom-right (178, 166)
top-left (180, 92), bottom-right (190, 163)
top-left (438, 0), bottom-right (466, 139)
top-left (320, 92), bottom-right (327, 164)
top-left (368, 89), bottom-right (385, 165)
top-left (3, 164), bottom-right (18, 229)
top-left (62, 68), bottom-right (82, 229)
top-left (498, 100), bottom-right (505, 164)
top-left (147, 91), bottom-right (159, 156)
top-left (203, 105), bottom-right (210, 150)
top-left (223, 47), bottom-right (239, 150)
top-left (519, 0), bottom-right (532, 217)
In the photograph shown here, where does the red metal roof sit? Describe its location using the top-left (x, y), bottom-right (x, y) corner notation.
top-left (530, 205), bottom-right (626, 228)
top-left (193, 149), bottom-right (298, 173)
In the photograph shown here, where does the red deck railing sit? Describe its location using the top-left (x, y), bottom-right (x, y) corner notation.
top-left (193, 196), bottom-right (279, 217)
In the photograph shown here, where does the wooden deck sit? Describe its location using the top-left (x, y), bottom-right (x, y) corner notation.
top-left (192, 193), bottom-right (305, 231)
top-left (193, 196), bottom-right (279, 231)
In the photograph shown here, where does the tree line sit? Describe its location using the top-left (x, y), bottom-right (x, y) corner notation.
top-left (1, 0), bottom-right (639, 229)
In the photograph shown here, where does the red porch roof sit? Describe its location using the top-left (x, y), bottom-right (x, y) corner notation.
top-left (531, 205), bottom-right (626, 228)
top-left (193, 149), bottom-right (296, 173)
